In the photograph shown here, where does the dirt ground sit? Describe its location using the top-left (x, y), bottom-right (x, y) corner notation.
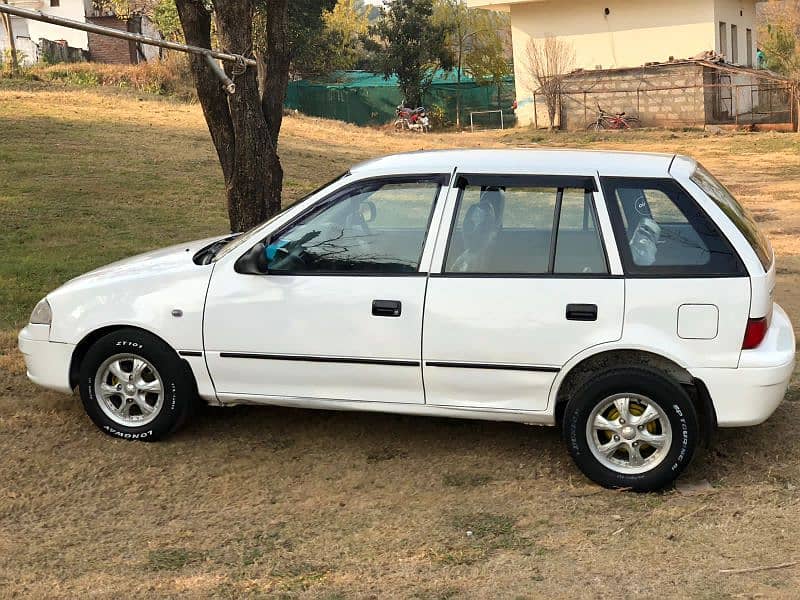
top-left (2, 82), bottom-right (800, 598)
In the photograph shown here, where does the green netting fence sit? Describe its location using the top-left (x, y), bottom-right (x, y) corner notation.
top-left (285, 70), bottom-right (516, 128)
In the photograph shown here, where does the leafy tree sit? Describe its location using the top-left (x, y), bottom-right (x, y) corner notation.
top-left (92, 1), bottom-right (183, 41)
top-left (370, 0), bottom-right (453, 108)
top-left (433, 0), bottom-right (510, 127)
top-left (758, 3), bottom-right (800, 130)
top-left (322, 0), bottom-right (371, 71)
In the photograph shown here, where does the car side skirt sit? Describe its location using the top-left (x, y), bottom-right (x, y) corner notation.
top-left (214, 393), bottom-right (557, 425)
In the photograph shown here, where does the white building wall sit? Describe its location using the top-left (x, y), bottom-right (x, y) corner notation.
top-left (26, 0), bottom-right (90, 50)
top-left (715, 0), bottom-right (757, 66)
top-left (1, 0), bottom-right (89, 61)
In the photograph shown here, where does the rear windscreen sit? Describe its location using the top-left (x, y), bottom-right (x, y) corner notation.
top-left (690, 164), bottom-right (773, 272)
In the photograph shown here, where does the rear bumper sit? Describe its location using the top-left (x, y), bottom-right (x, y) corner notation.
top-left (691, 303), bottom-right (796, 427)
top-left (18, 325), bottom-right (75, 394)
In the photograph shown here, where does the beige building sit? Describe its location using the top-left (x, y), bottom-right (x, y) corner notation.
top-left (468, 0), bottom-right (764, 126)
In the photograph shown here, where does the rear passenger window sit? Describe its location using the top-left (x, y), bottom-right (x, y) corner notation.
top-left (602, 177), bottom-right (745, 276)
top-left (444, 177), bottom-right (608, 275)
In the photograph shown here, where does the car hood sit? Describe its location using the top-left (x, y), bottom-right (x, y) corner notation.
top-left (57, 235), bottom-right (230, 291)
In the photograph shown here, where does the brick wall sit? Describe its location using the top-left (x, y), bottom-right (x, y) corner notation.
top-left (87, 16), bottom-right (134, 65)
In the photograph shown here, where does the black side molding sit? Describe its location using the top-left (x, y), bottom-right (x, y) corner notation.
top-left (219, 352), bottom-right (419, 367)
top-left (425, 361), bottom-right (559, 373)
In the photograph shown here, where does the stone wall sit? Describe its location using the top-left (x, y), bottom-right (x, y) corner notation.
top-left (554, 62), bottom-right (710, 130)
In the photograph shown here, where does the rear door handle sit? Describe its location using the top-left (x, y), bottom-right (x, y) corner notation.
top-left (372, 299), bottom-right (402, 317)
top-left (566, 303), bottom-right (597, 321)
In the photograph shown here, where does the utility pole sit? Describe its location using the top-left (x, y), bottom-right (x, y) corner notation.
top-left (1, 0), bottom-right (19, 76)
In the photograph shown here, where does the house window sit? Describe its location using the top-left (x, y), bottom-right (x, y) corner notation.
top-left (731, 24), bottom-right (739, 63)
top-left (50, 0), bottom-right (60, 6)
top-left (746, 29), bottom-right (753, 67)
top-left (719, 22), bottom-right (727, 58)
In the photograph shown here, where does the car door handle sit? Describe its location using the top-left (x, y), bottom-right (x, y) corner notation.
top-left (372, 299), bottom-right (402, 317)
top-left (566, 303), bottom-right (597, 321)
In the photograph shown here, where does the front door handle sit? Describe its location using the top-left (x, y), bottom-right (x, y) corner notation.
top-left (566, 303), bottom-right (597, 321)
top-left (372, 299), bottom-right (402, 317)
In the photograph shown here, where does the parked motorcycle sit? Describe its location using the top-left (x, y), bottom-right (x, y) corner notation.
top-left (394, 105), bottom-right (431, 133)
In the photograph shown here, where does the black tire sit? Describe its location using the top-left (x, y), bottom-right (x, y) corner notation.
top-left (562, 367), bottom-right (698, 492)
top-left (79, 328), bottom-right (195, 441)
top-left (586, 121), bottom-right (604, 131)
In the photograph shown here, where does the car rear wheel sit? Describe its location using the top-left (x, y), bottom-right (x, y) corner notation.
top-left (562, 368), bottom-right (698, 491)
top-left (79, 328), bottom-right (195, 441)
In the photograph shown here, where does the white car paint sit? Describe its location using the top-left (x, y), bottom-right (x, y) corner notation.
top-left (18, 149), bottom-right (796, 430)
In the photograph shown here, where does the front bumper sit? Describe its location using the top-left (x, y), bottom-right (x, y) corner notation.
top-left (691, 303), bottom-right (796, 427)
top-left (18, 324), bottom-right (75, 394)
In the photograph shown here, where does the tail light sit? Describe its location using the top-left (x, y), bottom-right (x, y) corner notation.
top-left (742, 317), bottom-right (769, 350)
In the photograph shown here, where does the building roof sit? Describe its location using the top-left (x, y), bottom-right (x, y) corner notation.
top-left (351, 148), bottom-right (684, 178)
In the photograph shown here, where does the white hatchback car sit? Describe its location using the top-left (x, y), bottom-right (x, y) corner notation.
top-left (19, 150), bottom-right (795, 491)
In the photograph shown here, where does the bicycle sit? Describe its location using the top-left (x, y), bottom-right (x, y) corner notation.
top-left (586, 103), bottom-right (641, 130)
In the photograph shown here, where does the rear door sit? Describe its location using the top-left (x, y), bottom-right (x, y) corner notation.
top-left (421, 173), bottom-right (625, 412)
top-left (601, 176), bottom-right (751, 368)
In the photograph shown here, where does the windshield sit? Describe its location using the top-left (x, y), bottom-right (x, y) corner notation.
top-left (690, 164), bottom-right (773, 272)
top-left (212, 171), bottom-right (351, 262)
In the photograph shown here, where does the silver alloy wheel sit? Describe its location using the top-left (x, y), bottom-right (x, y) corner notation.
top-left (94, 353), bottom-right (164, 427)
top-left (586, 393), bottom-right (672, 475)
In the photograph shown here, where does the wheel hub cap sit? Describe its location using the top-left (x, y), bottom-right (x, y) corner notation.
top-left (586, 393), bottom-right (673, 475)
top-left (94, 353), bottom-right (164, 427)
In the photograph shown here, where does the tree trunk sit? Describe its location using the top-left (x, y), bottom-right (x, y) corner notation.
top-left (175, 0), bottom-right (286, 232)
top-left (259, 0), bottom-right (289, 218)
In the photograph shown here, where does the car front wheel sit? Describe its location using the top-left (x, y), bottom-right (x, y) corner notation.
top-left (563, 368), bottom-right (699, 491)
top-left (79, 328), bottom-right (195, 441)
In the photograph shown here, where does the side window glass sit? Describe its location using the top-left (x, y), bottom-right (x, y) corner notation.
top-left (554, 190), bottom-right (607, 274)
top-left (444, 181), bottom-right (608, 275)
top-left (267, 179), bottom-right (441, 273)
top-left (603, 177), bottom-right (743, 275)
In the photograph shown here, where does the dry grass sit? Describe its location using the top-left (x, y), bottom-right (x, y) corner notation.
top-left (2, 82), bottom-right (800, 598)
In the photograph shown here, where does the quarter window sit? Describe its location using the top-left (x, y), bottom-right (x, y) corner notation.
top-left (265, 177), bottom-right (443, 274)
top-left (602, 177), bottom-right (745, 276)
top-left (444, 177), bottom-right (608, 275)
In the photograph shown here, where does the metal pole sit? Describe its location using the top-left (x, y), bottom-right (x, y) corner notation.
top-left (1, 0), bottom-right (19, 75)
top-left (0, 4), bottom-right (255, 93)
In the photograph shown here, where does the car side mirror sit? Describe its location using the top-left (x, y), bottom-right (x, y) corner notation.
top-left (234, 241), bottom-right (268, 275)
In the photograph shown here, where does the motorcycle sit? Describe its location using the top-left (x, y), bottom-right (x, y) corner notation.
top-left (394, 105), bottom-right (431, 133)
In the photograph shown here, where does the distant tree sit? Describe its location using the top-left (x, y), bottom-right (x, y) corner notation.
top-left (322, 0), bottom-right (371, 71)
top-left (523, 36), bottom-right (575, 130)
top-left (92, 1), bottom-right (182, 40)
top-left (370, 0), bottom-right (453, 109)
top-left (759, 2), bottom-right (800, 130)
top-left (434, 0), bottom-right (510, 127)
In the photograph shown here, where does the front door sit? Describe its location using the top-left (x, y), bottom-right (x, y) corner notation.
top-left (204, 174), bottom-right (449, 404)
top-left (422, 174), bottom-right (625, 412)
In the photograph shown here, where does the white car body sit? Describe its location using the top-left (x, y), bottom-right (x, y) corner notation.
top-left (19, 149), bottom-right (796, 431)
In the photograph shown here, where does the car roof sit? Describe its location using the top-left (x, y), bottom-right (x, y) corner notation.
top-left (350, 149), bottom-right (692, 179)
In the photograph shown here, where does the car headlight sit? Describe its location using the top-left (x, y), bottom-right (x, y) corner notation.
top-left (30, 298), bottom-right (52, 325)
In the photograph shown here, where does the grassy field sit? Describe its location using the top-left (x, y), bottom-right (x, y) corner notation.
top-left (2, 80), bottom-right (800, 598)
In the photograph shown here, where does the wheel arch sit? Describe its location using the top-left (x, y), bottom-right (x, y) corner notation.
top-left (69, 325), bottom-right (193, 390)
top-left (551, 348), bottom-right (716, 443)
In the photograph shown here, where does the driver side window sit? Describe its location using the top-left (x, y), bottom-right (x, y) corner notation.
top-left (266, 177), bottom-right (443, 274)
